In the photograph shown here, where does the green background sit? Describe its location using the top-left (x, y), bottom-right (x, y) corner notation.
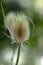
top-left (0, 0), bottom-right (43, 65)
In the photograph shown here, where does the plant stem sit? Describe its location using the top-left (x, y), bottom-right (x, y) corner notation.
top-left (1, 2), bottom-right (5, 19)
top-left (15, 44), bottom-right (21, 65)
top-left (11, 45), bottom-right (14, 65)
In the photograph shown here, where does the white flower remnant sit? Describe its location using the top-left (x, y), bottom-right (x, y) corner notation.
top-left (4, 12), bottom-right (30, 43)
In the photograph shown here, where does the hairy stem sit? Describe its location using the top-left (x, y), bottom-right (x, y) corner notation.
top-left (15, 44), bottom-right (21, 65)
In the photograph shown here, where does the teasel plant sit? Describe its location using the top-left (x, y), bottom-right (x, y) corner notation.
top-left (1, 2), bottom-right (34, 65)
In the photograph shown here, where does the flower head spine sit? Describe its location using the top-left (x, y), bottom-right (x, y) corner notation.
top-left (4, 12), bottom-right (30, 43)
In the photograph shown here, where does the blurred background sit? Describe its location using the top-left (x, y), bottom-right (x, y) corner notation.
top-left (0, 0), bottom-right (43, 65)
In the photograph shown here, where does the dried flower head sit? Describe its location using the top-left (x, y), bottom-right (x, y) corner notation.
top-left (4, 12), bottom-right (30, 43)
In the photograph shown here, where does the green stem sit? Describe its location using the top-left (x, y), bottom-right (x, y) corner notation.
top-left (15, 44), bottom-right (21, 65)
top-left (1, 2), bottom-right (5, 19)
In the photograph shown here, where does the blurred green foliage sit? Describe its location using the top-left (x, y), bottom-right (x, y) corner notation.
top-left (0, 0), bottom-right (43, 65)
